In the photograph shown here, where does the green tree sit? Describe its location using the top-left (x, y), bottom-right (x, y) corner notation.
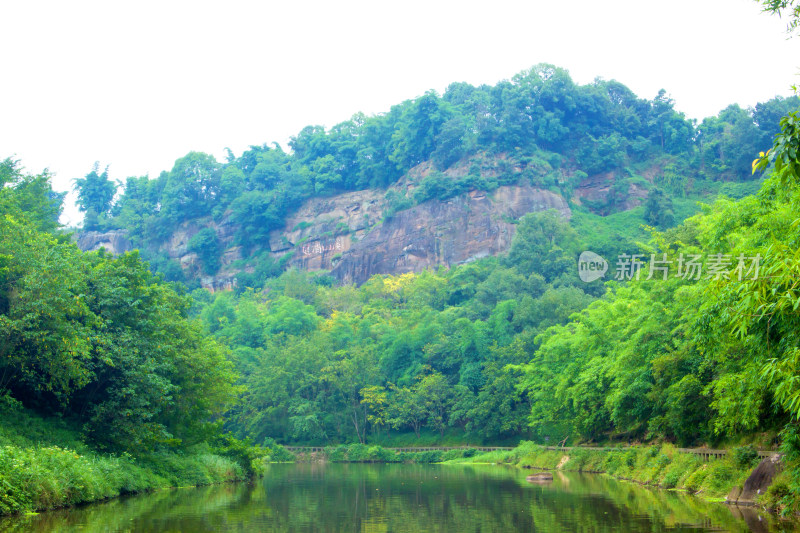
top-left (73, 163), bottom-right (117, 230)
top-left (505, 210), bottom-right (579, 282)
top-left (188, 227), bottom-right (222, 275)
top-left (417, 371), bottom-right (453, 437)
top-left (643, 187), bottom-right (675, 228)
top-left (386, 383), bottom-right (427, 438)
top-left (0, 158), bottom-right (63, 233)
top-left (759, 0), bottom-right (800, 33)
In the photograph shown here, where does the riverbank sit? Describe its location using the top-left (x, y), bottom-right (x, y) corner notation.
top-left (284, 442), bottom-right (485, 464)
top-left (284, 440), bottom-right (763, 496)
top-left (0, 403), bottom-right (263, 516)
top-left (446, 442), bottom-right (779, 504)
top-left (282, 441), bottom-right (798, 513)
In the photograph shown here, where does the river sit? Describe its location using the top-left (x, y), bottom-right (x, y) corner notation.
top-left (1, 463), bottom-right (796, 532)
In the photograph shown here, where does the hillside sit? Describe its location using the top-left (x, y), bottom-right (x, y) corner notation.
top-left (73, 65), bottom-right (798, 290)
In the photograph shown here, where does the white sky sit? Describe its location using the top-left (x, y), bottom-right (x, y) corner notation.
top-left (2, 0), bottom-right (799, 226)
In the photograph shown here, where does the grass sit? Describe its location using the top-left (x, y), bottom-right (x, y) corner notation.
top-left (568, 179), bottom-right (764, 262)
top-left (444, 442), bottom-right (758, 501)
top-left (288, 443), bottom-right (483, 464)
top-left (0, 399), bottom-right (251, 516)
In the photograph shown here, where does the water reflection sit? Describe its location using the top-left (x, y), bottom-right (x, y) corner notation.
top-left (1, 463), bottom-right (796, 532)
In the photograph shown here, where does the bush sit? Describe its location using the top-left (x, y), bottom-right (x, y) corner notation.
top-left (0, 426), bottom-right (248, 516)
top-left (662, 469), bottom-right (682, 489)
top-left (0, 442), bottom-right (244, 516)
top-left (211, 433), bottom-right (268, 477)
top-left (761, 473), bottom-right (791, 509)
top-left (731, 445), bottom-right (759, 469)
top-left (684, 465), bottom-right (710, 492)
top-left (326, 445), bottom-right (348, 462)
top-left (188, 227), bottom-right (222, 275)
top-left (263, 438), bottom-right (295, 462)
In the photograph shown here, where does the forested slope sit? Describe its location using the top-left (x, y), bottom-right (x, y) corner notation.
top-left (188, 108), bottom-right (800, 512)
top-left (0, 160), bottom-right (264, 515)
top-left (74, 66), bottom-right (798, 290)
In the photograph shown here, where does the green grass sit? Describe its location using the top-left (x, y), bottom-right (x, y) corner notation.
top-left (445, 442), bottom-right (757, 500)
top-left (569, 179), bottom-right (764, 261)
top-left (0, 399), bottom-right (250, 516)
top-left (289, 443), bottom-right (483, 464)
top-left (570, 206), bottom-right (650, 261)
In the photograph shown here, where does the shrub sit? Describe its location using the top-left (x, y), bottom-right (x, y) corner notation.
top-left (684, 465), bottom-right (710, 492)
top-left (346, 444), bottom-right (369, 462)
top-left (662, 469), bottom-right (682, 489)
top-left (188, 227), bottom-right (222, 275)
top-left (761, 473), bottom-right (791, 509)
top-left (625, 449), bottom-right (637, 467)
top-left (263, 438), bottom-right (295, 462)
top-left (731, 445), bottom-right (760, 469)
top-left (326, 445), bottom-right (348, 462)
top-left (211, 434), bottom-right (267, 477)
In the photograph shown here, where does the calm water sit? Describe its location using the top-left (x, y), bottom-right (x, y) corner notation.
top-left (1, 463), bottom-right (797, 532)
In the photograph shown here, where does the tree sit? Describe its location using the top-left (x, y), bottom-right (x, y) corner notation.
top-left (73, 163), bottom-right (117, 230)
top-left (360, 385), bottom-right (389, 437)
top-left (759, 0), bottom-right (800, 33)
top-left (188, 227), bottom-right (222, 275)
top-left (0, 216), bottom-right (93, 399)
top-left (643, 187), bottom-right (675, 228)
top-left (417, 372), bottom-right (453, 437)
top-left (505, 210), bottom-right (579, 282)
top-left (431, 116), bottom-right (472, 170)
top-left (386, 383), bottom-right (427, 438)
top-left (161, 152), bottom-right (222, 224)
top-left (390, 91), bottom-right (453, 169)
top-left (0, 207), bottom-right (239, 451)
top-left (321, 346), bottom-right (378, 443)
top-left (0, 158), bottom-right (63, 233)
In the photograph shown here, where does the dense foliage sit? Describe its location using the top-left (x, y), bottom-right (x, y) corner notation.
top-left (1, 159), bottom-right (239, 453)
top-left (0, 396), bottom-right (248, 515)
top-left (78, 67), bottom-right (798, 284)
top-left (184, 101), bottom-right (800, 468)
top-left (189, 210), bottom-right (596, 445)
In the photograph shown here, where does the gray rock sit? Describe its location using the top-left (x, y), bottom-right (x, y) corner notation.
top-left (736, 454), bottom-right (783, 505)
top-left (76, 230), bottom-right (132, 255)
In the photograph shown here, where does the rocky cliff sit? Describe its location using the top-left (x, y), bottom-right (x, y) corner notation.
top-left (76, 230), bottom-right (132, 255)
top-left (78, 145), bottom-right (696, 289)
top-left (329, 184), bottom-right (568, 285)
top-left (76, 181), bottom-right (570, 289)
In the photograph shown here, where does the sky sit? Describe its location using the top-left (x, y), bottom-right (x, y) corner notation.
top-left (2, 0), bottom-right (799, 226)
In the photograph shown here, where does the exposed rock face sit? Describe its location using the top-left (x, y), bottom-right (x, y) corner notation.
top-left (163, 219), bottom-right (243, 292)
top-left (727, 454), bottom-right (783, 506)
top-left (328, 184), bottom-right (570, 285)
top-left (76, 183), bottom-right (571, 289)
top-left (571, 168), bottom-right (655, 213)
top-left (74, 224), bottom-right (242, 292)
top-left (268, 189), bottom-right (385, 272)
top-left (76, 230), bottom-right (133, 255)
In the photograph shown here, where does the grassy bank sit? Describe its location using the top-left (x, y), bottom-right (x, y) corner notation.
top-left (286, 443), bottom-right (483, 464)
top-left (0, 401), bottom-right (262, 516)
top-left (446, 442), bottom-right (763, 501)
